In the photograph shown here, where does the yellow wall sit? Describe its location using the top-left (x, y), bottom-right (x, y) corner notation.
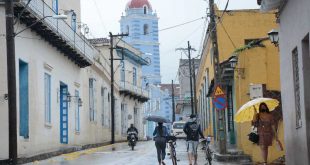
top-left (234, 41), bottom-right (285, 162)
top-left (195, 9), bottom-right (284, 162)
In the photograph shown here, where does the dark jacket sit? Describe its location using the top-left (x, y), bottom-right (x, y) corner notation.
top-left (183, 121), bottom-right (204, 141)
top-left (127, 127), bottom-right (138, 134)
top-left (153, 126), bottom-right (169, 137)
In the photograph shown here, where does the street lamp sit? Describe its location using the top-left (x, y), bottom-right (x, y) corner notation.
top-left (229, 56), bottom-right (238, 68)
top-left (268, 29), bottom-right (279, 47)
top-left (66, 92), bottom-right (83, 107)
top-left (229, 56), bottom-right (245, 77)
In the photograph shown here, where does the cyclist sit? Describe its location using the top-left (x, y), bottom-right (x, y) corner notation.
top-left (183, 114), bottom-right (205, 165)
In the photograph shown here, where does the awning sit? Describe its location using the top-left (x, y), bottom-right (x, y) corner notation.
top-left (220, 56), bottom-right (235, 84)
top-left (206, 79), bottom-right (214, 97)
top-left (116, 47), bottom-right (149, 66)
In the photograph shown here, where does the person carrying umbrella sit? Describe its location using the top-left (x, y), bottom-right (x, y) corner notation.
top-left (253, 102), bottom-right (278, 165)
top-left (153, 122), bottom-right (169, 165)
top-left (235, 98), bottom-right (282, 165)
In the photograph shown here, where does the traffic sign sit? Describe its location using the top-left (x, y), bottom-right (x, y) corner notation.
top-left (213, 96), bottom-right (227, 110)
top-left (214, 85), bottom-right (225, 96)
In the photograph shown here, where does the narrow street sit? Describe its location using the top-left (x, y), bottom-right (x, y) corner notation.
top-left (25, 140), bottom-right (237, 165)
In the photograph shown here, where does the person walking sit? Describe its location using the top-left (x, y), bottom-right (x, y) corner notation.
top-left (153, 122), bottom-right (169, 165)
top-left (183, 114), bottom-right (205, 165)
top-left (253, 102), bottom-right (278, 165)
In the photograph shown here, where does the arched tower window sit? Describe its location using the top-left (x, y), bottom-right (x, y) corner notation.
top-left (126, 25), bottom-right (129, 34)
top-left (143, 24), bottom-right (149, 35)
top-left (144, 6), bottom-right (147, 14)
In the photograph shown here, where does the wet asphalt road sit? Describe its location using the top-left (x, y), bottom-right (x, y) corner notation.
top-left (24, 140), bottom-right (238, 165)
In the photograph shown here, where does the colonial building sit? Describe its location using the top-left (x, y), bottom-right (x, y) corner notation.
top-left (160, 83), bottom-right (180, 131)
top-left (195, 9), bottom-right (284, 163)
top-left (120, 0), bottom-right (160, 85)
top-left (0, 0), bottom-right (147, 162)
top-left (177, 59), bottom-right (200, 120)
top-left (89, 38), bottom-right (149, 140)
top-left (260, 0), bottom-right (310, 164)
top-left (120, 0), bottom-right (163, 137)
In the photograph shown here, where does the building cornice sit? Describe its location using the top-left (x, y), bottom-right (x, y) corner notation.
top-left (121, 15), bottom-right (159, 21)
top-left (130, 40), bottom-right (160, 46)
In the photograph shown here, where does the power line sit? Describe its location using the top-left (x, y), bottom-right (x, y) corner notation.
top-left (161, 18), bottom-right (207, 55)
top-left (90, 0), bottom-right (108, 36)
top-left (132, 17), bottom-right (205, 37)
top-left (219, 21), bottom-right (237, 48)
top-left (197, 18), bottom-right (209, 56)
top-left (156, 17), bottom-right (205, 34)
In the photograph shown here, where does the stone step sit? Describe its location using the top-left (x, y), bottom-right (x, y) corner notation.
top-left (214, 153), bottom-right (252, 163)
top-left (226, 149), bottom-right (244, 155)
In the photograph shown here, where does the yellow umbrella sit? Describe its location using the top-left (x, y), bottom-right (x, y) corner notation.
top-left (234, 98), bottom-right (279, 123)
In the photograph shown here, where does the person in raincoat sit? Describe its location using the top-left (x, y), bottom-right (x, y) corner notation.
top-left (153, 122), bottom-right (169, 165)
top-left (252, 102), bottom-right (278, 165)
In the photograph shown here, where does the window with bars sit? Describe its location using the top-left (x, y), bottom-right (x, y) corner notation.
top-left (44, 73), bottom-right (51, 124)
top-left (292, 48), bottom-right (302, 128)
top-left (89, 78), bottom-right (95, 121)
top-left (101, 87), bottom-right (106, 127)
top-left (133, 67), bottom-right (137, 86)
top-left (52, 0), bottom-right (58, 14)
top-left (75, 90), bottom-right (80, 132)
top-left (120, 61), bottom-right (125, 82)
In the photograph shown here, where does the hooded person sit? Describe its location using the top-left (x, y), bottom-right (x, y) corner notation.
top-left (153, 122), bottom-right (169, 165)
top-left (183, 114), bottom-right (205, 165)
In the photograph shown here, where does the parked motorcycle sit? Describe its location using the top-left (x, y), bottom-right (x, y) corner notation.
top-left (127, 131), bottom-right (137, 150)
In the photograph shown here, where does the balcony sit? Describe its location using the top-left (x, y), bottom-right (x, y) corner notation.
top-left (13, 0), bottom-right (97, 68)
top-left (119, 81), bottom-right (149, 103)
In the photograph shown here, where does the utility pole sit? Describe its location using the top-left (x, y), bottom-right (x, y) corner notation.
top-left (109, 32), bottom-right (128, 144)
top-left (171, 80), bottom-right (176, 122)
top-left (209, 0), bottom-right (226, 154)
top-left (192, 58), bottom-right (197, 114)
top-left (187, 41), bottom-right (195, 115)
top-left (175, 44), bottom-right (196, 115)
top-left (5, 1), bottom-right (18, 164)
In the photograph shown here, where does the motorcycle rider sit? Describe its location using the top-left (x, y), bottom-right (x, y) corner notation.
top-left (127, 124), bottom-right (138, 141)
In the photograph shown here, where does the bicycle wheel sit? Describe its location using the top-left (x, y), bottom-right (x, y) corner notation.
top-left (171, 150), bottom-right (177, 165)
top-left (206, 148), bottom-right (212, 165)
top-left (169, 144), bottom-right (177, 165)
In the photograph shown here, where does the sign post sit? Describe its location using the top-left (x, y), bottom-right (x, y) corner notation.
top-left (212, 85), bottom-right (227, 153)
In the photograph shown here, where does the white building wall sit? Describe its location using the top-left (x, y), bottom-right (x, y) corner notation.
top-left (0, 6), bottom-right (9, 161)
top-left (0, 4), bottom-right (146, 159)
top-left (279, 0), bottom-right (310, 164)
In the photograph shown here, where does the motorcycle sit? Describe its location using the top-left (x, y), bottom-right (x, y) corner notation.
top-left (127, 131), bottom-right (137, 150)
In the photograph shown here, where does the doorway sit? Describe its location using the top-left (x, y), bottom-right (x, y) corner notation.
top-left (60, 82), bottom-right (68, 144)
top-left (19, 60), bottom-right (29, 139)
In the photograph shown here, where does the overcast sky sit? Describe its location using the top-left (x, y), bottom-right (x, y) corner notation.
top-left (81, 0), bottom-right (259, 84)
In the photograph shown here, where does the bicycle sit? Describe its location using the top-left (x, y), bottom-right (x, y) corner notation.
top-left (166, 135), bottom-right (177, 165)
top-left (201, 139), bottom-right (212, 165)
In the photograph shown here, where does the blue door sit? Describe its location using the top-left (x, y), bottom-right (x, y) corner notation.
top-left (60, 83), bottom-right (68, 144)
top-left (19, 60), bottom-right (29, 138)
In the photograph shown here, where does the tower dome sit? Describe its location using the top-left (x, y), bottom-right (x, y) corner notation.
top-left (126, 0), bottom-right (152, 10)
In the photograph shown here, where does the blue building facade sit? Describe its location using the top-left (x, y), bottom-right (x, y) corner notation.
top-left (120, 0), bottom-right (162, 138)
top-left (120, 0), bottom-right (160, 85)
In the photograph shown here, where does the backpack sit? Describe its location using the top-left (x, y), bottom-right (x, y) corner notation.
top-left (187, 122), bottom-right (199, 140)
